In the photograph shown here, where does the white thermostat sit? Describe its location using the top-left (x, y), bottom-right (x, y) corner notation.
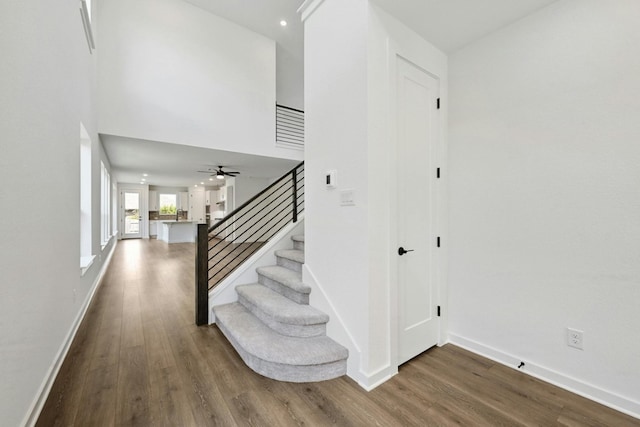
top-left (325, 170), bottom-right (337, 189)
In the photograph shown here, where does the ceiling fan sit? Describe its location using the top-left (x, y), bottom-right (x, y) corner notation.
top-left (197, 165), bottom-right (240, 180)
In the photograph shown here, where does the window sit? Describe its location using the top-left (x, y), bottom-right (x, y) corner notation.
top-left (80, 123), bottom-right (93, 274)
top-left (101, 161), bottom-right (111, 245)
top-left (159, 194), bottom-right (177, 215)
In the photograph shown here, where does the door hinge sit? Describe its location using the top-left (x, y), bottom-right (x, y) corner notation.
top-left (437, 98), bottom-right (441, 109)
top-left (437, 167), bottom-right (441, 179)
top-left (437, 306), bottom-right (441, 317)
top-left (437, 236), bottom-right (441, 247)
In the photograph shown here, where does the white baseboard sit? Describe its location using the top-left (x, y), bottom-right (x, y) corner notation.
top-left (448, 333), bottom-right (640, 420)
top-left (22, 240), bottom-right (117, 427)
top-left (356, 367), bottom-right (397, 392)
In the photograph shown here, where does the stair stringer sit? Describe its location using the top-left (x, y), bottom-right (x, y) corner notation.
top-left (208, 217), bottom-right (305, 324)
top-left (302, 264), bottom-right (391, 390)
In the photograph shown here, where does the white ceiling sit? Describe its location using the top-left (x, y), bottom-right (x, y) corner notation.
top-left (182, 0), bottom-right (560, 56)
top-left (183, 0), bottom-right (304, 58)
top-left (103, 0), bottom-right (559, 187)
top-left (101, 135), bottom-right (300, 188)
top-left (370, 0), bottom-right (560, 52)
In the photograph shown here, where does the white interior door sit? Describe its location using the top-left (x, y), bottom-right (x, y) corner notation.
top-left (121, 190), bottom-right (142, 239)
top-left (397, 56), bottom-right (439, 365)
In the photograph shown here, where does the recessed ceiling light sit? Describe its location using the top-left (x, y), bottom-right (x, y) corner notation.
top-left (143, 173), bottom-right (148, 177)
top-left (139, 181), bottom-right (144, 184)
top-left (209, 178), bottom-right (214, 181)
top-left (141, 178), bottom-right (146, 181)
top-left (194, 184), bottom-right (198, 187)
top-left (200, 182), bottom-right (204, 185)
top-left (280, 20), bottom-right (287, 27)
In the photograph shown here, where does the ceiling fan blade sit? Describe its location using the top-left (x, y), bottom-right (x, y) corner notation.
top-left (196, 170), bottom-right (215, 174)
top-left (223, 171), bottom-right (240, 176)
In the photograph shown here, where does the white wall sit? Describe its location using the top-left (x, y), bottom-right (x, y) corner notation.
top-left (150, 186), bottom-right (188, 194)
top-left (0, 1), bottom-right (117, 425)
top-left (302, 0), bottom-right (447, 388)
top-left (448, 0), bottom-right (640, 416)
top-left (98, 0), bottom-right (300, 161)
top-left (303, 0), bottom-right (371, 384)
top-left (276, 44), bottom-right (304, 111)
top-left (232, 177), bottom-right (272, 208)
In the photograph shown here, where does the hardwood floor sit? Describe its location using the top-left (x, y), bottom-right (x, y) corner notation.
top-left (37, 239), bottom-right (639, 426)
top-left (208, 237), bottom-right (264, 289)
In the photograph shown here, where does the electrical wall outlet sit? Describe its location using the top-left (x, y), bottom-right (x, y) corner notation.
top-left (567, 328), bottom-right (584, 350)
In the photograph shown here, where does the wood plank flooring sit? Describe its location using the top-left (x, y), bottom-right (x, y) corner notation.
top-left (208, 237), bottom-right (264, 289)
top-left (37, 239), bottom-right (639, 426)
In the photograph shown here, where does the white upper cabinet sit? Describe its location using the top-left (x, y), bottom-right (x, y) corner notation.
top-left (188, 188), bottom-right (206, 223)
top-left (179, 192), bottom-right (188, 210)
top-left (149, 190), bottom-right (158, 211)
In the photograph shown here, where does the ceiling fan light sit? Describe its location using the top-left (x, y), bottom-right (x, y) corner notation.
top-left (216, 173), bottom-right (224, 180)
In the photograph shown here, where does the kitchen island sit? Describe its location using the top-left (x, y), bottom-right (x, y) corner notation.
top-left (157, 220), bottom-right (199, 243)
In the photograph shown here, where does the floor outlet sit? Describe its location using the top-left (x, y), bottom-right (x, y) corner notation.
top-left (567, 328), bottom-right (584, 350)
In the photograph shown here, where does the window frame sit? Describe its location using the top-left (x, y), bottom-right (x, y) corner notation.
top-left (159, 193), bottom-right (178, 215)
top-left (80, 123), bottom-right (94, 275)
top-left (101, 161), bottom-right (112, 247)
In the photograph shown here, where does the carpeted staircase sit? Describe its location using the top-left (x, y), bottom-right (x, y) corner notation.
top-left (213, 235), bottom-right (348, 382)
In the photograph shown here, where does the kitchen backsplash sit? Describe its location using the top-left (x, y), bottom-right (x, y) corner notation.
top-left (149, 211), bottom-right (188, 220)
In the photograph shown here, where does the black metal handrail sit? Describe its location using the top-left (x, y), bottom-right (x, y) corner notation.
top-left (195, 161), bottom-right (304, 325)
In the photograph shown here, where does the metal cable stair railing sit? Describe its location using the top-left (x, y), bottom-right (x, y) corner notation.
top-left (196, 161), bottom-right (304, 325)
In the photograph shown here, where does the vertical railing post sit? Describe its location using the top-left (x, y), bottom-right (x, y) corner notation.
top-left (195, 223), bottom-right (208, 326)
top-left (291, 167), bottom-right (298, 223)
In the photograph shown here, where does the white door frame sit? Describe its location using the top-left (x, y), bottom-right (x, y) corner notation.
top-left (118, 184), bottom-right (148, 239)
top-left (388, 51), bottom-right (447, 370)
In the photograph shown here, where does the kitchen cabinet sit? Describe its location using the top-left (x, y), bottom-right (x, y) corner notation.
top-left (217, 187), bottom-right (226, 202)
top-left (213, 187), bottom-right (227, 214)
top-left (149, 191), bottom-right (158, 211)
top-left (149, 220), bottom-right (158, 236)
top-left (179, 192), bottom-right (188, 211)
top-left (205, 191), bottom-right (212, 206)
top-left (157, 220), bottom-right (197, 243)
top-left (188, 188), bottom-right (206, 223)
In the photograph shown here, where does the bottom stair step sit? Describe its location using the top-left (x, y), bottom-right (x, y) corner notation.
top-left (213, 302), bottom-right (348, 382)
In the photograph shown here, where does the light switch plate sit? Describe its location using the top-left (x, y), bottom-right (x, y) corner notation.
top-left (340, 189), bottom-right (355, 206)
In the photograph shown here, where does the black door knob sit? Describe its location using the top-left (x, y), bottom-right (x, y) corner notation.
top-left (398, 247), bottom-right (414, 256)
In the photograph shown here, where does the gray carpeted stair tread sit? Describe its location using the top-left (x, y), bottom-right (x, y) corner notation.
top-left (292, 235), bottom-right (305, 251)
top-left (214, 302), bottom-right (348, 366)
top-left (275, 249), bottom-right (305, 264)
top-left (236, 284), bottom-right (328, 326)
top-left (256, 266), bottom-right (310, 294)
